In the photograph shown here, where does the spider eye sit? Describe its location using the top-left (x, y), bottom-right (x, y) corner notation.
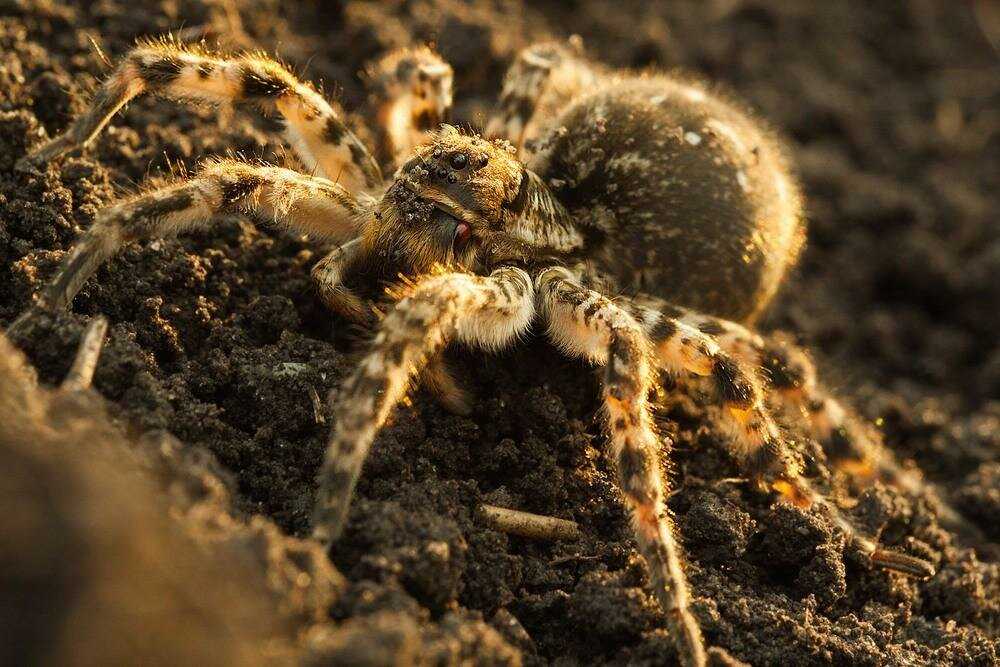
top-left (453, 221), bottom-right (472, 252)
top-left (449, 153), bottom-right (468, 170)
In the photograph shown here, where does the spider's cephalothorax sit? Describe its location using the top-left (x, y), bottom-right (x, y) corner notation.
top-left (11, 36), bottom-right (945, 667)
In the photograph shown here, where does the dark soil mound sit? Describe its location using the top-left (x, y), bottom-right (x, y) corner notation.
top-left (1, 1), bottom-right (997, 664)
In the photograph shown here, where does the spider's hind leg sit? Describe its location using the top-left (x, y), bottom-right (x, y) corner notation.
top-left (625, 298), bottom-right (937, 578)
top-left (486, 38), bottom-right (598, 157)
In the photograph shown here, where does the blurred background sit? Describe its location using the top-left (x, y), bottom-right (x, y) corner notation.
top-left (1, 1), bottom-right (997, 665)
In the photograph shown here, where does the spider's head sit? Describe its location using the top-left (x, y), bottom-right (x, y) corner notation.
top-left (367, 47), bottom-right (454, 161)
top-left (359, 126), bottom-right (534, 277)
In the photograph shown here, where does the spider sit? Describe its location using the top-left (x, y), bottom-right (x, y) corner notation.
top-left (11, 35), bottom-right (942, 667)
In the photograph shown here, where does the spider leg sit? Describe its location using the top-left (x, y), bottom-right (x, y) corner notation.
top-left (364, 47), bottom-right (453, 170)
top-left (312, 266), bottom-right (534, 543)
top-left (61, 316), bottom-right (109, 393)
top-left (420, 353), bottom-right (474, 416)
top-left (536, 267), bottom-right (706, 667)
top-left (311, 237), bottom-right (372, 326)
top-left (486, 39), bottom-right (596, 157)
top-left (673, 311), bottom-right (981, 545)
top-left (11, 160), bottom-right (369, 326)
top-left (627, 300), bottom-right (936, 578)
top-left (623, 300), bottom-right (795, 481)
top-left (15, 39), bottom-right (381, 191)
top-left (311, 241), bottom-right (473, 415)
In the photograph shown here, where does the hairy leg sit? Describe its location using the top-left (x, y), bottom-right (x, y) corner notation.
top-left (622, 299), bottom-right (795, 481)
top-left (312, 266), bottom-right (535, 543)
top-left (16, 39), bottom-right (381, 191)
top-left (670, 308), bottom-right (979, 542)
top-left (536, 266), bottom-right (706, 667)
top-left (364, 47), bottom-right (453, 169)
top-left (311, 237), bottom-right (372, 326)
top-left (627, 298), bottom-right (935, 577)
top-left (486, 39), bottom-right (597, 157)
top-left (15, 160), bottom-right (368, 320)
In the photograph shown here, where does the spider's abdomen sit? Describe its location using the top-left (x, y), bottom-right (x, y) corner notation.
top-left (531, 76), bottom-right (804, 324)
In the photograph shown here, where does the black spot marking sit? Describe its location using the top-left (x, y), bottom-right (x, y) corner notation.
top-left (761, 344), bottom-right (806, 390)
top-left (606, 336), bottom-right (641, 395)
top-left (512, 96), bottom-right (535, 123)
top-left (414, 109), bottom-right (436, 132)
top-left (712, 356), bottom-right (755, 409)
top-left (353, 373), bottom-right (390, 399)
top-left (196, 62), bottom-right (215, 79)
top-left (649, 317), bottom-right (677, 344)
top-left (322, 467), bottom-right (357, 498)
top-left (348, 141), bottom-right (368, 167)
top-left (826, 426), bottom-right (855, 461)
top-left (385, 341), bottom-right (406, 365)
top-left (745, 445), bottom-right (781, 476)
top-left (323, 118), bottom-right (346, 144)
top-left (613, 417), bottom-right (627, 431)
top-left (659, 304), bottom-right (684, 319)
top-left (131, 190), bottom-right (196, 229)
top-left (697, 319), bottom-right (726, 337)
top-left (138, 57), bottom-right (184, 87)
top-left (583, 300), bottom-right (602, 320)
top-left (241, 66), bottom-right (289, 99)
top-left (219, 173), bottom-right (264, 209)
top-left (618, 445), bottom-right (655, 503)
top-left (336, 437), bottom-right (357, 457)
top-left (395, 58), bottom-right (416, 81)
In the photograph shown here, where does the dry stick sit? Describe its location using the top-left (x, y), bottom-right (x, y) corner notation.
top-left (309, 386), bottom-right (326, 424)
top-left (61, 316), bottom-right (109, 393)
top-left (479, 504), bottom-right (582, 541)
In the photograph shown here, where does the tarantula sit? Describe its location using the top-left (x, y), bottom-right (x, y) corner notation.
top-left (11, 36), bottom-right (942, 666)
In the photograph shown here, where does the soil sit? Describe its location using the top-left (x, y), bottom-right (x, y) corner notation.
top-left (1, 0), bottom-right (998, 665)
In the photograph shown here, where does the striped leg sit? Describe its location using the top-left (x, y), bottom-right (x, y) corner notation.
top-left (536, 267), bottom-right (706, 667)
top-left (312, 267), bottom-right (535, 544)
top-left (17, 160), bottom-right (367, 317)
top-left (671, 310), bottom-right (979, 544)
top-left (364, 47), bottom-right (453, 170)
top-left (628, 301), bottom-right (935, 577)
top-left (624, 300), bottom-right (796, 482)
top-left (485, 40), bottom-right (596, 157)
top-left (16, 39), bottom-right (381, 191)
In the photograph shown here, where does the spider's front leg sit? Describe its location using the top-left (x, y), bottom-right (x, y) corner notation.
top-left (10, 160), bottom-right (368, 331)
top-left (536, 267), bottom-right (707, 667)
top-left (311, 266), bottom-right (535, 543)
top-left (16, 39), bottom-right (381, 191)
